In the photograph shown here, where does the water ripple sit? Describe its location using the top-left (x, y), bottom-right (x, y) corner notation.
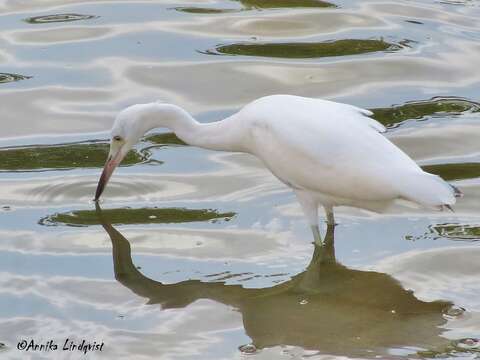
top-left (23, 13), bottom-right (98, 24)
top-left (10, 26), bottom-right (112, 44)
top-left (0, 1), bottom-right (480, 358)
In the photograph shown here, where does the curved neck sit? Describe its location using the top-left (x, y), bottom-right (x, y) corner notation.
top-left (136, 103), bottom-right (244, 152)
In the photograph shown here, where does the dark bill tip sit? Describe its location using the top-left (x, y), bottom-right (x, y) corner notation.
top-left (94, 156), bottom-right (112, 201)
top-left (94, 169), bottom-right (107, 201)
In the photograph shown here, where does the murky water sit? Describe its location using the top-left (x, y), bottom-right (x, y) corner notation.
top-left (0, 0), bottom-right (479, 359)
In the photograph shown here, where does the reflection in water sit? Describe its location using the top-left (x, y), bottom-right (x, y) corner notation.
top-left (40, 207), bottom-right (235, 226)
top-left (174, 0), bottom-right (336, 14)
top-left (406, 222), bottom-right (480, 242)
top-left (0, 73), bottom-right (31, 84)
top-left (371, 96), bottom-right (480, 128)
top-left (237, 0), bottom-right (336, 9)
top-left (405, 20), bottom-right (424, 25)
top-left (205, 39), bottom-right (401, 59)
top-left (23, 14), bottom-right (97, 24)
top-left (0, 143), bottom-right (146, 171)
top-left (0, 133), bottom-right (183, 172)
top-left (96, 205), bottom-right (452, 357)
top-left (146, 132), bottom-right (185, 146)
top-left (173, 7), bottom-right (238, 14)
top-left (422, 162), bottom-right (480, 181)
top-left (418, 338), bottom-right (480, 358)
top-left (428, 223), bottom-right (480, 241)
top-left (1, 0), bottom-right (479, 358)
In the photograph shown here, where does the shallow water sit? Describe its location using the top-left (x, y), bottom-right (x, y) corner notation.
top-left (0, 0), bottom-right (479, 359)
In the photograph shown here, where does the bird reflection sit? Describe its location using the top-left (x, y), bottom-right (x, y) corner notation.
top-left (96, 205), bottom-right (451, 357)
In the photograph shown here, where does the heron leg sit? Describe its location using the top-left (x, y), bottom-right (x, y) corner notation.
top-left (325, 206), bottom-right (336, 226)
top-left (310, 225), bottom-right (323, 246)
top-left (294, 191), bottom-right (321, 245)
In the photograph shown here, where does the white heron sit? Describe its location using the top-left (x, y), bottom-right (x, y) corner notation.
top-left (95, 95), bottom-right (461, 243)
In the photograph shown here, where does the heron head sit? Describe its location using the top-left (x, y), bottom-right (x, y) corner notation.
top-left (94, 106), bottom-right (146, 201)
top-left (94, 102), bottom-right (189, 201)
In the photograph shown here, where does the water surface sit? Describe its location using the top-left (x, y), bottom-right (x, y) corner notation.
top-left (0, 0), bottom-right (480, 359)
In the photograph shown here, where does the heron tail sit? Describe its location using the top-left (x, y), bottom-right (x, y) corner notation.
top-left (398, 171), bottom-right (458, 210)
top-left (450, 184), bottom-right (464, 198)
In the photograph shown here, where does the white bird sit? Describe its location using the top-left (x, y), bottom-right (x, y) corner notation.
top-left (95, 95), bottom-right (461, 244)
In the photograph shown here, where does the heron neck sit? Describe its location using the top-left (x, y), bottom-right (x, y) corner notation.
top-left (140, 103), bottom-right (244, 152)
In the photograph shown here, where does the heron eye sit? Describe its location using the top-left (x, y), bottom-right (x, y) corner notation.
top-left (113, 135), bottom-right (122, 142)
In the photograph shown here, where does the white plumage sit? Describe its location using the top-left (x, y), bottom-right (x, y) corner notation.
top-left (95, 95), bottom-right (460, 243)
